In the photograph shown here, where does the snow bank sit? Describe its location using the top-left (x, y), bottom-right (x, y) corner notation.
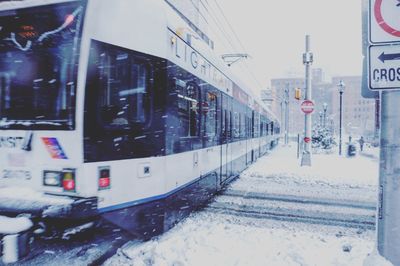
top-left (0, 187), bottom-right (73, 205)
top-left (363, 249), bottom-right (394, 266)
top-left (104, 143), bottom-right (379, 266)
top-left (0, 215), bottom-right (32, 235)
top-left (233, 144), bottom-right (379, 204)
top-left (248, 144), bottom-right (379, 187)
top-left (106, 211), bottom-right (375, 266)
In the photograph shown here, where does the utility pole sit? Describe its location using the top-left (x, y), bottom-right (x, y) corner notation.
top-left (301, 35), bottom-right (313, 166)
top-left (284, 84), bottom-right (289, 145)
top-left (366, 0), bottom-right (400, 263)
top-left (378, 91), bottom-right (400, 265)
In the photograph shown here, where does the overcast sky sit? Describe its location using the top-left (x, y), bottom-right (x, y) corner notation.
top-left (212, 0), bottom-right (363, 88)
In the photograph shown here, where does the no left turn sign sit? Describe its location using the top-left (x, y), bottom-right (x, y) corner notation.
top-left (370, 0), bottom-right (400, 43)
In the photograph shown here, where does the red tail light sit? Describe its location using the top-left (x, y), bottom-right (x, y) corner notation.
top-left (63, 179), bottom-right (75, 191)
top-left (99, 167), bottom-right (111, 190)
top-left (62, 169), bottom-right (76, 192)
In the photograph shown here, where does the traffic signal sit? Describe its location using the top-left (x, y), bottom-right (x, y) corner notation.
top-left (294, 88), bottom-right (301, 100)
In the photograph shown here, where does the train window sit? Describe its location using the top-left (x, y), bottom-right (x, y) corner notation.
top-left (0, 1), bottom-right (86, 130)
top-left (233, 111), bottom-right (240, 139)
top-left (205, 92), bottom-right (217, 137)
top-left (176, 80), bottom-right (199, 137)
top-left (89, 41), bottom-right (150, 130)
top-left (240, 113), bottom-right (245, 139)
top-left (254, 113), bottom-right (260, 138)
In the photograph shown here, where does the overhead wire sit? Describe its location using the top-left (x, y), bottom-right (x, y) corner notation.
top-left (208, 0), bottom-right (264, 89)
top-left (199, 0), bottom-right (240, 54)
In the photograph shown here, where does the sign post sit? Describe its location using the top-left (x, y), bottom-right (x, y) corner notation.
top-left (368, 0), bottom-right (400, 264)
top-left (301, 35), bottom-right (313, 167)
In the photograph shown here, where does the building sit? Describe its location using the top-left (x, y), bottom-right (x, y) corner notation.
top-left (331, 76), bottom-right (376, 139)
top-left (270, 77), bottom-right (306, 136)
top-left (270, 71), bottom-right (377, 139)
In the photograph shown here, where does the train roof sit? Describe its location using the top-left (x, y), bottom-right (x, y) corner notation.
top-left (0, 0), bottom-right (279, 124)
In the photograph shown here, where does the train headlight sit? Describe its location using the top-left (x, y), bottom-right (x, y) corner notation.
top-left (43, 171), bottom-right (62, 187)
top-left (62, 169), bottom-right (76, 192)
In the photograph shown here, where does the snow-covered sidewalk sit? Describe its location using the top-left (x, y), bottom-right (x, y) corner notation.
top-left (105, 144), bottom-right (392, 266)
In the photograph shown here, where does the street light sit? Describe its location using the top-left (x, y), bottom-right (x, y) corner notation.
top-left (323, 102), bottom-right (328, 128)
top-left (284, 85), bottom-right (289, 145)
top-left (337, 80), bottom-right (345, 155)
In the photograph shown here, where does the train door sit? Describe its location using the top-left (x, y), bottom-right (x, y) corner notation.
top-left (220, 95), bottom-right (232, 185)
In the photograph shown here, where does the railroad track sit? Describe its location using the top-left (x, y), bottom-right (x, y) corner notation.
top-left (2, 219), bottom-right (135, 266)
top-left (3, 190), bottom-right (377, 265)
top-left (205, 189), bottom-right (376, 230)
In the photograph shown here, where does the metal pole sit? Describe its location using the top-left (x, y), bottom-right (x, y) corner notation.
top-left (301, 35), bottom-right (313, 166)
top-left (280, 100), bottom-right (284, 144)
top-left (339, 91), bottom-right (343, 156)
top-left (375, 95), bottom-right (380, 142)
top-left (297, 133), bottom-right (300, 158)
top-left (285, 85), bottom-right (289, 145)
top-left (378, 91), bottom-right (400, 265)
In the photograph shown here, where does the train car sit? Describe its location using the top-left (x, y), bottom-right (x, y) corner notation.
top-left (0, 0), bottom-right (280, 240)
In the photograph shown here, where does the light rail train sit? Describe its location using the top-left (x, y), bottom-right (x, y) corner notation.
top-left (0, 0), bottom-right (280, 241)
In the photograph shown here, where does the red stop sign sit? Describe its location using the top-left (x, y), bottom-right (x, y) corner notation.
top-left (304, 137), bottom-right (311, 143)
top-left (301, 100), bottom-right (314, 114)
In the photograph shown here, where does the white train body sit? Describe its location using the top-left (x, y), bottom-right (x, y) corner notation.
top-left (0, 0), bottom-right (280, 236)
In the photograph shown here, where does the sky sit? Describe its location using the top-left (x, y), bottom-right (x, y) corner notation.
top-left (211, 0), bottom-right (364, 89)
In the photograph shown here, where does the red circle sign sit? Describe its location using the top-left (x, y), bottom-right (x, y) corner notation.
top-left (374, 0), bottom-right (400, 37)
top-left (304, 137), bottom-right (311, 143)
top-left (300, 100), bottom-right (314, 114)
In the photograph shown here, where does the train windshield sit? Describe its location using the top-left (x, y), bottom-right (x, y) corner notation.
top-left (0, 1), bottom-right (86, 130)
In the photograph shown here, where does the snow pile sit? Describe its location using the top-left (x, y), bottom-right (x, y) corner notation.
top-left (107, 212), bottom-right (375, 266)
top-left (106, 144), bottom-right (381, 266)
top-left (0, 187), bottom-right (74, 217)
top-left (233, 144), bottom-right (379, 204)
top-left (0, 187), bottom-right (73, 205)
top-left (246, 144), bottom-right (378, 187)
top-left (0, 186), bottom-right (74, 208)
top-left (363, 249), bottom-right (393, 266)
top-left (0, 215), bottom-right (32, 234)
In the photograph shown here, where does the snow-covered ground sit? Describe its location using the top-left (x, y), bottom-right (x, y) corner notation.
top-left (105, 144), bottom-right (393, 266)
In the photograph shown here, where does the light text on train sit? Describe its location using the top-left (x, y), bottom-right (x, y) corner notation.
top-left (170, 30), bottom-right (232, 94)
